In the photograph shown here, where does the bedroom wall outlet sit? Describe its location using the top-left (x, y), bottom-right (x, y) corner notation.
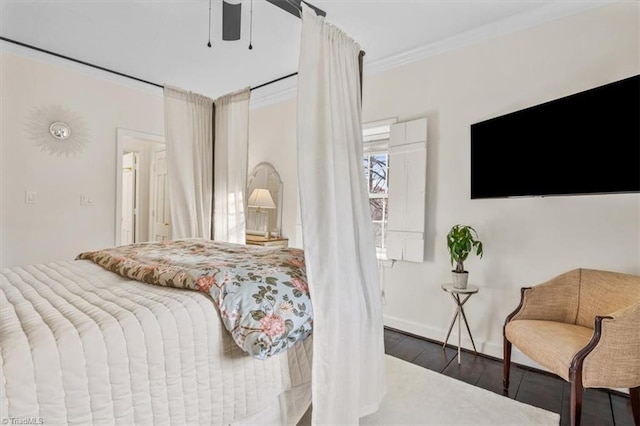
top-left (25, 191), bottom-right (37, 204)
top-left (80, 194), bottom-right (94, 206)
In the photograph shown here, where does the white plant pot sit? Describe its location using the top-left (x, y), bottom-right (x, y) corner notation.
top-left (452, 271), bottom-right (469, 289)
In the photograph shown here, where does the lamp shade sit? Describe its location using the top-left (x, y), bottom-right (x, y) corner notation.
top-left (248, 188), bottom-right (276, 209)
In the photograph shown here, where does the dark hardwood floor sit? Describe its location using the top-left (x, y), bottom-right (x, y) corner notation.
top-left (384, 328), bottom-right (636, 426)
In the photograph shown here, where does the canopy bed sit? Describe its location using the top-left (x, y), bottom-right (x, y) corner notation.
top-left (1, 2), bottom-right (385, 424)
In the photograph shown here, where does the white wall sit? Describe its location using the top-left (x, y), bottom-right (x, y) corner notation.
top-left (249, 2), bottom-right (640, 365)
top-left (248, 98), bottom-right (300, 246)
top-left (0, 52), bottom-right (164, 267)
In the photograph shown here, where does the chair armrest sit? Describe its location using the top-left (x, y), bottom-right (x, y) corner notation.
top-left (507, 270), bottom-right (581, 324)
top-left (582, 302), bottom-right (640, 388)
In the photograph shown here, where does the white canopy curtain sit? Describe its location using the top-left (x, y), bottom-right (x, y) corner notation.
top-left (297, 4), bottom-right (386, 424)
top-left (163, 85), bottom-right (214, 239)
top-left (213, 88), bottom-right (250, 244)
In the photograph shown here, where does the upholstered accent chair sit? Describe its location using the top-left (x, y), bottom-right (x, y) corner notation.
top-left (503, 269), bottom-right (640, 426)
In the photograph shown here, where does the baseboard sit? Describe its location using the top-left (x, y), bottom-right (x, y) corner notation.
top-left (382, 316), bottom-right (631, 397)
top-left (383, 314), bottom-right (539, 367)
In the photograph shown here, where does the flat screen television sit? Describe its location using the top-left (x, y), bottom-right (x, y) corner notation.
top-left (470, 75), bottom-right (640, 199)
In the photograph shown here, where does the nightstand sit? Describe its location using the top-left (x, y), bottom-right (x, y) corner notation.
top-left (245, 234), bottom-right (289, 248)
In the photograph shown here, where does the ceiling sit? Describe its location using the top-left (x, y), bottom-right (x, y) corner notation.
top-left (0, 1), bottom-right (610, 101)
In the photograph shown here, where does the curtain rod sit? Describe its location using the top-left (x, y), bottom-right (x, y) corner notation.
top-left (0, 36), bottom-right (302, 93)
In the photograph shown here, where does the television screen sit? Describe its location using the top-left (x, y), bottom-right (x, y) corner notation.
top-left (470, 75), bottom-right (640, 199)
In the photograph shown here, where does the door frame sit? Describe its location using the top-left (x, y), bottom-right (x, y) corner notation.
top-left (115, 128), bottom-right (164, 246)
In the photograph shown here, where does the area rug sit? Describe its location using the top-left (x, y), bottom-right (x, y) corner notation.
top-left (299, 355), bottom-right (559, 425)
top-left (362, 356), bottom-right (559, 425)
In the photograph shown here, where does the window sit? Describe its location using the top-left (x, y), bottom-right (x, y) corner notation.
top-left (363, 117), bottom-right (427, 263)
top-left (364, 150), bottom-right (388, 254)
top-left (363, 119), bottom-right (395, 257)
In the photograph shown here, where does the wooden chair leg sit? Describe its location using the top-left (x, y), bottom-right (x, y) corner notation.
top-left (503, 335), bottom-right (512, 394)
top-left (570, 371), bottom-right (583, 426)
top-left (630, 386), bottom-right (639, 426)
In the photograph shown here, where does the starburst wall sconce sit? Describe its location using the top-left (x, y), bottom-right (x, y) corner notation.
top-left (25, 105), bottom-right (89, 158)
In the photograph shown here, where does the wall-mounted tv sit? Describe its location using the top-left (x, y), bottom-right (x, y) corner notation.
top-left (470, 75), bottom-right (640, 199)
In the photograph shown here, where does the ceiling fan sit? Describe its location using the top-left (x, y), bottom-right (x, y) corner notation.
top-left (221, 0), bottom-right (326, 41)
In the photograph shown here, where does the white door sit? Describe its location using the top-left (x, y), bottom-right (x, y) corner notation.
top-left (150, 150), bottom-right (171, 241)
top-left (121, 152), bottom-right (137, 244)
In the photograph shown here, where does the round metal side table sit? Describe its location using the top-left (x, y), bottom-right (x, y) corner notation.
top-left (441, 283), bottom-right (479, 364)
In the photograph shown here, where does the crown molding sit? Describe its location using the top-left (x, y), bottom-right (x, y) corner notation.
top-left (2, 1), bottom-right (615, 110)
top-left (365, 1), bottom-right (613, 75)
top-left (250, 78), bottom-right (298, 110)
top-left (251, 1), bottom-right (614, 109)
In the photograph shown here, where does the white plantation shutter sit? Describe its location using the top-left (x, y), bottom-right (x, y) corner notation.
top-left (386, 118), bottom-right (427, 262)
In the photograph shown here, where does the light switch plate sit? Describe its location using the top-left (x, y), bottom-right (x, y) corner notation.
top-left (25, 191), bottom-right (37, 204)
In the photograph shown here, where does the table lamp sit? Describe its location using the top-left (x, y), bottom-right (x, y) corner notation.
top-left (248, 188), bottom-right (276, 238)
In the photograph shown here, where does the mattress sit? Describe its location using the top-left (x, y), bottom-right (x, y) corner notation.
top-left (0, 260), bottom-right (312, 425)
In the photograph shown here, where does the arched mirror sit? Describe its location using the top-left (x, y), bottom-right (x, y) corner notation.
top-left (247, 162), bottom-right (283, 238)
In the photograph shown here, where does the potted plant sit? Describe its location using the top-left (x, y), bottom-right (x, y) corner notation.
top-left (446, 224), bottom-right (483, 289)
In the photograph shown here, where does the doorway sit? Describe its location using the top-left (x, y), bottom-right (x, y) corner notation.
top-left (115, 129), bottom-right (167, 246)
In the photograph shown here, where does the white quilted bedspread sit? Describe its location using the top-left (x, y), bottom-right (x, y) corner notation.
top-left (0, 260), bottom-right (312, 425)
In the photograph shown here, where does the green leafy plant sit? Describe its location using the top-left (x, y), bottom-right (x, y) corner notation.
top-left (446, 224), bottom-right (483, 273)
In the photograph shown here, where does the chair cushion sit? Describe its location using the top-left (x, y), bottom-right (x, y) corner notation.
top-left (505, 320), bottom-right (593, 381)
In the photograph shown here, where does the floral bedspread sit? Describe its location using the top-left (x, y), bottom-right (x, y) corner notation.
top-left (77, 239), bottom-right (312, 359)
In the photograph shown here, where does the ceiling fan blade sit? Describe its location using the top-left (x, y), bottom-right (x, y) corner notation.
top-left (222, 1), bottom-right (242, 41)
top-left (265, 0), bottom-right (326, 18)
